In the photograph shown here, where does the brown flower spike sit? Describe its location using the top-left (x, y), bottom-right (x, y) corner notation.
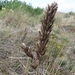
top-left (21, 2), bottom-right (58, 69)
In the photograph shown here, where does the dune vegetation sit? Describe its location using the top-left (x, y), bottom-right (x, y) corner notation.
top-left (0, 0), bottom-right (75, 75)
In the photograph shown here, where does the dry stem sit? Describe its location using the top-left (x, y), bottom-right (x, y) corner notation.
top-left (21, 2), bottom-right (58, 69)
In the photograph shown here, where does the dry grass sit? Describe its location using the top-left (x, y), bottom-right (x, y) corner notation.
top-left (21, 2), bottom-right (58, 70)
top-left (0, 2), bottom-right (75, 75)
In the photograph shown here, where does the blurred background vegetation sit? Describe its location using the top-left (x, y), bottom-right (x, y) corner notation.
top-left (0, 0), bottom-right (43, 16)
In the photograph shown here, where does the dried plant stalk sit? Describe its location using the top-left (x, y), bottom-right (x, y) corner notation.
top-left (21, 2), bottom-right (58, 69)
